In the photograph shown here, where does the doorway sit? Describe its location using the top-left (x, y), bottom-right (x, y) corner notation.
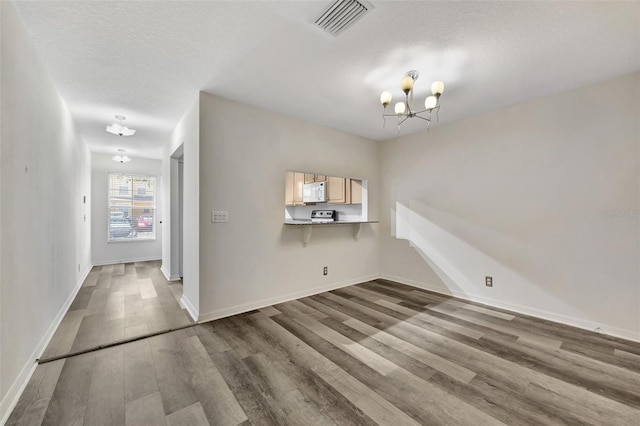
top-left (169, 144), bottom-right (184, 281)
top-left (178, 156), bottom-right (184, 278)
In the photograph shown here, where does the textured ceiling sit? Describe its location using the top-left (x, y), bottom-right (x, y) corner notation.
top-left (12, 1), bottom-right (640, 159)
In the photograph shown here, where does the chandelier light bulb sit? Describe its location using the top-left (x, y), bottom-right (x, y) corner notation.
top-left (380, 91), bottom-right (392, 107)
top-left (401, 76), bottom-right (414, 93)
top-left (425, 95), bottom-right (438, 110)
top-left (394, 102), bottom-right (406, 115)
top-left (431, 81), bottom-right (445, 96)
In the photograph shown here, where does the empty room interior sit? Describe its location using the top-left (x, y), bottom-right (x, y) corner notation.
top-left (1, 1), bottom-right (639, 425)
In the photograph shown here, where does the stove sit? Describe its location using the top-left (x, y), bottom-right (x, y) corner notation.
top-left (311, 210), bottom-right (337, 223)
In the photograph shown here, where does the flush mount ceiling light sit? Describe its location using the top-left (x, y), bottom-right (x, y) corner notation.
top-left (380, 70), bottom-right (444, 130)
top-left (112, 149), bottom-right (131, 163)
top-left (106, 115), bottom-right (136, 137)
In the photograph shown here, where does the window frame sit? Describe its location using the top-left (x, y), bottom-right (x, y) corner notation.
top-left (107, 172), bottom-right (158, 243)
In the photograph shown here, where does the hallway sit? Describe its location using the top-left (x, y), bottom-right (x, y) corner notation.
top-left (39, 261), bottom-right (192, 362)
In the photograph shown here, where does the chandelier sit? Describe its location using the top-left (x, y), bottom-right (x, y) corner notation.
top-left (106, 115), bottom-right (136, 137)
top-left (380, 70), bottom-right (444, 129)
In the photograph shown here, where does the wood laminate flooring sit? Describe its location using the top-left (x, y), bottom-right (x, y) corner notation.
top-left (8, 270), bottom-right (640, 425)
top-left (39, 261), bottom-right (193, 362)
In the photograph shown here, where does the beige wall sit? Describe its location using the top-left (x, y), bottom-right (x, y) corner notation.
top-left (0, 2), bottom-right (92, 420)
top-left (380, 72), bottom-right (640, 340)
top-left (197, 92), bottom-right (380, 321)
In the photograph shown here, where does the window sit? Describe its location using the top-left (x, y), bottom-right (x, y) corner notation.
top-left (108, 173), bottom-right (157, 242)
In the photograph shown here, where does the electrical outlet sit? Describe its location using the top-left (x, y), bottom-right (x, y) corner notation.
top-left (211, 210), bottom-right (229, 223)
top-left (485, 276), bottom-right (493, 287)
top-left (323, 266), bottom-right (328, 276)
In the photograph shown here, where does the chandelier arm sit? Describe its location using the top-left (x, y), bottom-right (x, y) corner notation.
top-left (414, 115), bottom-right (432, 122)
top-left (404, 94), bottom-right (408, 115)
top-left (398, 116), bottom-right (410, 126)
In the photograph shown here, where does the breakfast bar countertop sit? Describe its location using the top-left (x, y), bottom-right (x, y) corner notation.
top-left (284, 219), bottom-right (379, 225)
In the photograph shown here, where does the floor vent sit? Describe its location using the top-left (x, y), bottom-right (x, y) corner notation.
top-left (314, 0), bottom-right (372, 36)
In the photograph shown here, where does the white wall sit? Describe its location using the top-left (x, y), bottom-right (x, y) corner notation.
top-left (162, 97), bottom-right (199, 319)
top-left (198, 93), bottom-right (380, 321)
top-left (380, 72), bottom-right (640, 341)
top-left (91, 152), bottom-right (162, 265)
top-left (0, 1), bottom-right (4, 417)
top-left (0, 1), bottom-right (92, 421)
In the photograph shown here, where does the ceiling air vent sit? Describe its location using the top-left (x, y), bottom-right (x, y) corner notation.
top-left (314, 0), bottom-right (372, 36)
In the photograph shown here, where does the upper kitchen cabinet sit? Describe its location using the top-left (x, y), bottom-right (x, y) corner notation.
top-left (327, 176), bottom-right (351, 204)
top-left (293, 172), bottom-right (305, 205)
top-left (350, 179), bottom-right (363, 204)
top-left (285, 171), bottom-right (306, 206)
top-left (305, 173), bottom-right (326, 183)
top-left (285, 171), bottom-right (294, 205)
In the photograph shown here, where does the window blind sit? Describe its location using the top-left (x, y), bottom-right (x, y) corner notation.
top-left (107, 173), bottom-right (157, 242)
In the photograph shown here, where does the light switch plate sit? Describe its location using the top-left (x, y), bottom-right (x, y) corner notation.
top-left (211, 210), bottom-right (229, 223)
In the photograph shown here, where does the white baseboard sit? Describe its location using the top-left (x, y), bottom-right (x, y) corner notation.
top-left (160, 265), bottom-right (170, 281)
top-left (0, 363), bottom-right (37, 426)
top-left (92, 256), bottom-right (161, 266)
top-left (160, 265), bottom-right (181, 282)
top-left (181, 294), bottom-right (199, 322)
top-left (198, 274), bottom-right (380, 324)
top-left (380, 274), bottom-right (640, 344)
top-left (0, 264), bottom-right (92, 425)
